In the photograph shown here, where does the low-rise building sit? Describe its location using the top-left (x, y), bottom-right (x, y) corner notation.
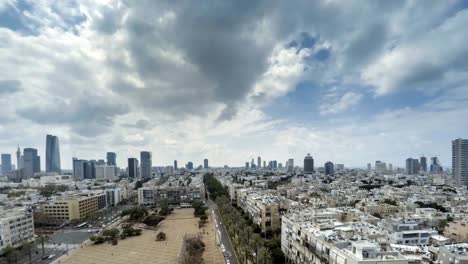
top-left (281, 209), bottom-right (409, 264)
top-left (237, 189), bottom-right (282, 232)
top-left (138, 185), bottom-right (204, 206)
top-left (444, 220), bottom-right (468, 242)
top-left (39, 191), bottom-right (107, 221)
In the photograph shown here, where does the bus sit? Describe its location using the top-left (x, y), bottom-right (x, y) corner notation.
top-left (76, 222), bottom-right (88, 228)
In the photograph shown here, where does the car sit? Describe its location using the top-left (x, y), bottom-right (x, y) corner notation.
top-left (48, 254), bottom-right (56, 259)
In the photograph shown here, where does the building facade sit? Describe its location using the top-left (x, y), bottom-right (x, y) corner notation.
top-left (304, 154), bottom-right (314, 173)
top-left (452, 138), bottom-right (468, 186)
top-left (140, 151), bottom-right (152, 179)
top-left (45, 134), bottom-right (61, 173)
top-left (40, 191), bottom-right (107, 221)
top-left (1, 154), bottom-right (12, 176)
top-left (128, 158), bottom-right (139, 178)
top-left (106, 152), bottom-right (116, 166)
top-left (0, 208), bottom-right (35, 254)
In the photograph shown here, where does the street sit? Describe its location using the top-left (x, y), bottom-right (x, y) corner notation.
top-left (206, 199), bottom-right (238, 264)
top-left (8, 207), bottom-right (126, 264)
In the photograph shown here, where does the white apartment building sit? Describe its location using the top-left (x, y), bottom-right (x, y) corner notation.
top-left (236, 189), bottom-right (282, 232)
top-left (281, 209), bottom-right (409, 264)
top-left (138, 185), bottom-right (205, 206)
top-left (0, 208), bottom-right (35, 253)
top-left (379, 218), bottom-right (438, 246)
top-left (106, 188), bottom-right (123, 207)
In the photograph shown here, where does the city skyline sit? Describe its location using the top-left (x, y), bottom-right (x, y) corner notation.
top-left (1, 1), bottom-right (468, 168)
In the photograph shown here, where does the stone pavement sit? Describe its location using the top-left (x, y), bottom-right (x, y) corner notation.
top-left (61, 208), bottom-right (224, 264)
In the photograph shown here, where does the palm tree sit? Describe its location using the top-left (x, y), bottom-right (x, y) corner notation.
top-left (250, 234), bottom-right (263, 264)
top-left (259, 247), bottom-right (273, 264)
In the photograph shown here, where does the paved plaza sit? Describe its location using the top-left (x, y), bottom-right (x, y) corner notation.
top-left (61, 208), bottom-right (224, 264)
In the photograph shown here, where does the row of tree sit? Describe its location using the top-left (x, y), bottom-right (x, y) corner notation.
top-left (203, 173), bottom-right (283, 264)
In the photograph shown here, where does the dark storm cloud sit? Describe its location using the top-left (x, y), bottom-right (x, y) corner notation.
top-left (0, 80), bottom-right (21, 94)
top-left (16, 95), bottom-right (129, 136)
top-left (105, 0), bottom-right (276, 120)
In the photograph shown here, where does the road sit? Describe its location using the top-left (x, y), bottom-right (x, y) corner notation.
top-left (11, 207), bottom-right (126, 264)
top-left (206, 199), bottom-right (238, 264)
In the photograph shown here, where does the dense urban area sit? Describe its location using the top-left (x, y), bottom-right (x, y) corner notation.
top-left (0, 135), bottom-right (467, 264)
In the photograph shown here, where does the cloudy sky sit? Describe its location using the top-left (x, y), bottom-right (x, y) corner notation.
top-left (1, 0), bottom-right (468, 169)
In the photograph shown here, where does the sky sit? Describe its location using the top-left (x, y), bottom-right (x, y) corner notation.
top-left (0, 0), bottom-right (468, 169)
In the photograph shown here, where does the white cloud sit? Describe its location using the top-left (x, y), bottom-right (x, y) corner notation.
top-left (319, 92), bottom-right (363, 115)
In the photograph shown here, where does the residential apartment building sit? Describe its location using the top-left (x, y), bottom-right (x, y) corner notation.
top-left (281, 209), bottom-right (408, 264)
top-left (236, 189), bottom-right (281, 232)
top-left (138, 185), bottom-right (205, 206)
top-left (444, 220), bottom-right (468, 242)
top-left (379, 218), bottom-right (438, 246)
top-left (0, 208), bottom-right (35, 253)
top-left (105, 188), bottom-right (123, 207)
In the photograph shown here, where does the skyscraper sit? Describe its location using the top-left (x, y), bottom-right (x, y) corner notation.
top-left (452, 138), bottom-right (468, 186)
top-left (367, 163), bottom-right (371, 171)
top-left (1, 154), bottom-right (12, 175)
top-left (304, 153), bottom-right (314, 173)
top-left (73, 158), bottom-right (85, 181)
top-left (128, 158), bottom-right (139, 178)
top-left (203, 158), bottom-right (209, 169)
top-left (257, 157), bottom-right (261, 169)
top-left (16, 146), bottom-right (22, 170)
top-left (107, 152), bottom-right (116, 166)
top-left (375, 161), bottom-right (387, 173)
top-left (287, 158), bottom-right (294, 172)
top-left (23, 148), bottom-right (40, 178)
top-left (325, 161), bottom-right (334, 175)
top-left (45, 134), bottom-right (61, 173)
top-left (186, 162), bottom-right (193, 170)
top-left (174, 160), bottom-right (178, 170)
top-left (406, 158), bottom-right (420, 175)
top-left (140, 151), bottom-right (152, 179)
top-left (430, 157), bottom-right (442, 173)
top-left (263, 161), bottom-right (266, 168)
top-left (420, 156), bottom-right (427, 172)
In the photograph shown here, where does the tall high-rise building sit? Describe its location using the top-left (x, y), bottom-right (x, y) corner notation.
top-left (128, 158), bottom-right (139, 178)
top-left (367, 163), bottom-right (371, 171)
top-left (1, 154), bottom-right (12, 175)
top-left (140, 151), bottom-right (152, 179)
top-left (245, 162), bottom-right (250, 169)
top-left (430, 157), bottom-right (442, 173)
top-left (174, 160), bottom-right (178, 170)
top-left (23, 148), bottom-right (40, 178)
top-left (420, 156), bottom-right (427, 172)
top-left (203, 158), bottom-right (209, 169)
top-left (107, 152), bottom-right (116, 166)
top-left (186, 162), bottom-right (193, 170)
top-left (16, 146), bottom-right (22, 170)
top-left (304, 154), bottom-right (314, 173)
top-left (263, 161), bottom-right (266, 168)
top-left (257, 157), bottom-right (261, 169)
top-left (325, 161), bottom-right (334, 175)
top-left (272, 160), bottom-right (278, 169)
top-left (406, 158), bottom-right (420, 175)
top-left (375, 160), bottom-right (387, 173)
top-left (73, 158), bottom-right (94, 180)
top-left (452, 138), bottom-right (468, 186)
top-left (45, 134), bottom-right (61, 173)
top-left (287, 158), bottom-right (294, 171)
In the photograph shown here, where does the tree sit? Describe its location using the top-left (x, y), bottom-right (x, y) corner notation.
top-left (259, 247), bottom-right (273, 264)
top-left (156, 232), bottom-right (167, 241)
top-left (4, 245), bottom-right (18, 264)
top-left (102, 228), bottom-right (120, 239)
